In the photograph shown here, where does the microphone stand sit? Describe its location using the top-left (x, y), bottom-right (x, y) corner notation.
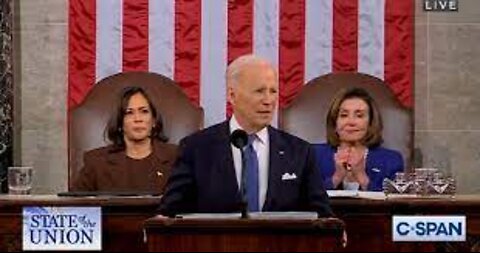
top-left (239, 147), bottom-right (249, 219)
top-left (230, 129), bottom-right (250, 219)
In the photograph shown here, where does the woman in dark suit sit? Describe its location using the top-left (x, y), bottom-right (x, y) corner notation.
top-left (71, 86), bottom-right (177, 193)
top-left (314, 87), bottom-right (404, 191)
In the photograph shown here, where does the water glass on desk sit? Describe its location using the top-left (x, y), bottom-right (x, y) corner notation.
top-left (383, 172), bottom-right (414, 195)
top-left (412, 168), bottom-right (435, 195)
top-left (8, 166), bottom-right (33, 195)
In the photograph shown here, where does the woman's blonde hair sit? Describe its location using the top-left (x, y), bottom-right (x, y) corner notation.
top-left (326, 87), bottom-right (383, 147)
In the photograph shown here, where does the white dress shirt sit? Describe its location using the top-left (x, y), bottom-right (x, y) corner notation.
top-left (230, 115), bottom-right (269, 211)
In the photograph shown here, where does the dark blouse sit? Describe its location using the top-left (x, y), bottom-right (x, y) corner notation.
top-left (71, 141), bottom-right (178, 193)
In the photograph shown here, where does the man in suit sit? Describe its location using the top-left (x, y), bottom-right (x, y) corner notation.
top-left (159, 55), bottom-right (332, 217)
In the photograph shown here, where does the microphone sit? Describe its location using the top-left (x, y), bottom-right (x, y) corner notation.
top-left (230, 129), bottom-right (248, 149)
top-left (229, 129), bottom-right (249, 219)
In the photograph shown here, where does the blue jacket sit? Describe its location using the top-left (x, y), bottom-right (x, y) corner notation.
top-left (313, 143), bottom-right (404, 191)
top-left (159, 121), bottom-right (332, 217)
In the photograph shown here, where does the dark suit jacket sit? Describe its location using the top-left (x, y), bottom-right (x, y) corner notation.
top-left (159, 121), bottom-right (332, 217)
top-left (313, 143), bottom-right (404, 191)
top-left (71, 140), bottom-right (177, 193)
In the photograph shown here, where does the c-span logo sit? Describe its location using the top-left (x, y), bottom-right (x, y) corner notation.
top-left (23, 207), bottom-right (101, 250)
top-left (393, 215), bottom-right (466, 242)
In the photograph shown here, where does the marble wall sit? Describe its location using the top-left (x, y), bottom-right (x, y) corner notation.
top-left (0, 0), bottom-right (13, 192)
top-left (11, 0), bottom-right (480, 194)
top-left (414, 0), bottom-right (480, 193)
top-left (13, 0), bottom-right (67, 193)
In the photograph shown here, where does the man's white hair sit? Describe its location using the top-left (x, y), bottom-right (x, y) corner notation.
top-left (226, 54), bottom-right (275, 87)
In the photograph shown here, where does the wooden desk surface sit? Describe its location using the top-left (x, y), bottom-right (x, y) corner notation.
top-left (0, 194), bottom-right (162, 206)
top-left (0, 195), bottom-right (162, 252)
top-left (1, 194), bottom-right (479, 252)
top-left (330, 194), bottom-right (480, 252)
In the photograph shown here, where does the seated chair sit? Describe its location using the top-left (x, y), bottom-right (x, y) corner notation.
top-left (280, 72), bottom-right (412, 168)
top-left (69, 72), bottom-right (204, 190)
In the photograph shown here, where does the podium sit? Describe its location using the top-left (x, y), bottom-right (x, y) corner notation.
top-left (144, 213), bottom-right (345, 252)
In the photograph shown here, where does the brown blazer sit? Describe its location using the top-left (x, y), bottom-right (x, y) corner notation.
top-left (71, 141), bottom-right (177, 193)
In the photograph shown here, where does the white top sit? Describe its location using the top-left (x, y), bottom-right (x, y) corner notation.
top-left (230, 115), bottom-right (269, 210)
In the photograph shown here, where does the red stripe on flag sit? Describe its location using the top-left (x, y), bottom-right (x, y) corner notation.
top-left (332, 0), bottom-right (358, 72)
top-left (175, 0), bottom-right (201, 106)
top-left (123, 0), bottom-right (149, 72)
top-left (227, 0), bottom-right (253, 63)
top-left (279, 0), bottom-right (306, 108)
top-left (68, 0), bottom-right (96, 108)
top-left (385, 0), bottom-right (413, 107)
top-left (226, 0), bottom-right (254, 117)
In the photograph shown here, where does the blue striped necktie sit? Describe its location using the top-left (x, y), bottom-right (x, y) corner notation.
top-left (245, 134), bottom-right (259, 211)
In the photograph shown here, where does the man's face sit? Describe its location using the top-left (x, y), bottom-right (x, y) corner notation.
top-left (228, 63), bottom-right (278, 133)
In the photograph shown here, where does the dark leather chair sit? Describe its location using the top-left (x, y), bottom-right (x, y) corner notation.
top-left (280, 72), bottom-right (412, 168)
top-left (69, 72), bottom-right (204, 189)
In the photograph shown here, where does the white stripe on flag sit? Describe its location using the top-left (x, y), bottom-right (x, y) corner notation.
top-left (149, 0), bottom-right (174, 78)
top-left (254, 0), bottom-right (279, 67)
top-left (254, 0), bottom-right (279, 127)
top-left (200, 0), bottom-right (228, 127)
top-left (305, 0), bottom-right (333, 83)
top-left (358, 0), bottom-right (385, 79)
top-left (96, 0), bottom-right (122, 82)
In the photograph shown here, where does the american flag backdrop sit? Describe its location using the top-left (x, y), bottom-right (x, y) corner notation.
top-left (69, 0), bottom-right (413, 127)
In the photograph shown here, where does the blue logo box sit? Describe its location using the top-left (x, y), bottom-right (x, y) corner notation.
top-left (393, 215), bottom-right (466, 242)
top-left (23, 206), bottom-right (102, 251)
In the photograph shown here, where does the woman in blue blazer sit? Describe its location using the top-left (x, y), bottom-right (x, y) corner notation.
top-left (313, 87), bottom-right (404, 191)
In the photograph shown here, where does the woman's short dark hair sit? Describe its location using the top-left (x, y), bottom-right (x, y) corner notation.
top-left (105, 86), bottom-right (168, 150)
top-left (326, 87), bottom-right (383, 147)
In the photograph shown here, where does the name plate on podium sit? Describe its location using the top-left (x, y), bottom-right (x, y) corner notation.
top-left (22, 206), bottom-right (101, 251)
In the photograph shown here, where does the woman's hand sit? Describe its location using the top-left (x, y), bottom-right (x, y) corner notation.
top-left (345, 147), bottom-right (369, 190)
top-left (332, 148), bottom-right (350, 187)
